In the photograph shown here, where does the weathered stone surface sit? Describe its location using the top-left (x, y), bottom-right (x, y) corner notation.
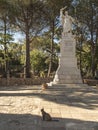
top-left (53, 33), bottom-right (82, 84)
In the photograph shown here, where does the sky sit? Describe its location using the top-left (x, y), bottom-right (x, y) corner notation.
top-left (13, 32), bottom-right (25, 43)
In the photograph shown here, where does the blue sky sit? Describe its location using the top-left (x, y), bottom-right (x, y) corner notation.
top-left (13, 32), bottom-right (25, 43)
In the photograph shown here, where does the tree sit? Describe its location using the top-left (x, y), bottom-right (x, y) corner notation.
top-left (11, 0), bottom-right (47, 78)
top-left (0, 0), bottom-right (14, 77)
top-left (30, 49), bottom-right (47, 76)
top-left (72, 0), bottom-right (98, 78)
top-left (30, 35), bottom-right (60, 76)
top-left (41, 0), bottom-right (71, 76)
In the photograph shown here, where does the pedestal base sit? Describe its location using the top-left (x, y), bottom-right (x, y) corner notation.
top-left (52, 67), bottom-right (82, 84)
top-left (52, 32), bottom-right (82, 84)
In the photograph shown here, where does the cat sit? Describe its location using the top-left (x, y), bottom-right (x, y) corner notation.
top-left (41, 108), bottom-right (59, 121)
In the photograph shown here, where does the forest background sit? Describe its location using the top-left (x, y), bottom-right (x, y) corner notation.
top-left (0, 0), bottom-right (98, 80)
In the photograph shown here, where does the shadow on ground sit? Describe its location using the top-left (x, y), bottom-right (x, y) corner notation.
top-left (0, 85), bottom-right (98, 110)
top-left (0, 112), bottom-right (98, 130)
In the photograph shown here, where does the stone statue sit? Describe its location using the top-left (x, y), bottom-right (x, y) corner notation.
top-left (51, 7), bottom-right (82, 84)
top-left (60, 7), bottom-right (74, 34)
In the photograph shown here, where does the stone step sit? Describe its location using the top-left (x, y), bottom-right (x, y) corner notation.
top-left (47, 83), bottom-right (89, 89)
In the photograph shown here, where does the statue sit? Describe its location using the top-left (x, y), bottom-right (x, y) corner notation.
top-left (51, 7), bottom-right (82, 84)
top-left (60, 7), bottom-right (74, 35)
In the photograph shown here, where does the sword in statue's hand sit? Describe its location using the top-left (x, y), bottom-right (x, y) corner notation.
top-left (60, 6), bottom-right (67, 11)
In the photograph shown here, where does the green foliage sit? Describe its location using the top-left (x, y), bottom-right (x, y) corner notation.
top-left (0, 0), bottom-right (98, 78)
top-left (30, 49), bottom-right (47, 75)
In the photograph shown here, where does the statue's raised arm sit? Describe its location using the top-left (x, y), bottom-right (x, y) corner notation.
top-left (60, 7), bottom-right (74, 35)
top-left (60, 7), bottom-right (67, 26)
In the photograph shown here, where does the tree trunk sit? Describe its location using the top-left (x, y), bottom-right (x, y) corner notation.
top-left (79, 41), bottom-right (82, 77)
top-left (25, 30), bottom-right (30, 78)
top-left (47, 20), bottom-right (54, 77)
top-left (91, 46), bottom-right (95, 78)
top-left (90, 4), bottom-right (95, 78)
top-left (4, 17), bottom-right (9, 78)
top-left (94, 28), bottom-right (98, 76)
top-left (90, 28), bottom-right (95, 78)
top-left (47, 55), bottom-right (52, 77)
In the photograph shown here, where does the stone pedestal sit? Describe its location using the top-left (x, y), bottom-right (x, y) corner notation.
top-left (53, 33), bottom-right (82, 84)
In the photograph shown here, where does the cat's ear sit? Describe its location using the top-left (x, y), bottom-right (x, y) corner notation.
top-left (41, 108), bottom-right (44, 111)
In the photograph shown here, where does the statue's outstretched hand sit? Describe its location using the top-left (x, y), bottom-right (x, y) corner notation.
top-left (60, 8), bottom-right (64, 11)
top-left (60, 6), bottom-right (67, 11)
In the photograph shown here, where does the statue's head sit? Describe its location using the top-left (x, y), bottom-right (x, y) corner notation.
top-left (65, 11), bottom-right (68, 15)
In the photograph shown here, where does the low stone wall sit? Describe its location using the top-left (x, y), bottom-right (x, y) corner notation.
top-left (2, 78), bottom-right (97, 86)
top-left (0, 77), bottom-right (53, 86)
top-left (83, 79), bottom-right (98, 86)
